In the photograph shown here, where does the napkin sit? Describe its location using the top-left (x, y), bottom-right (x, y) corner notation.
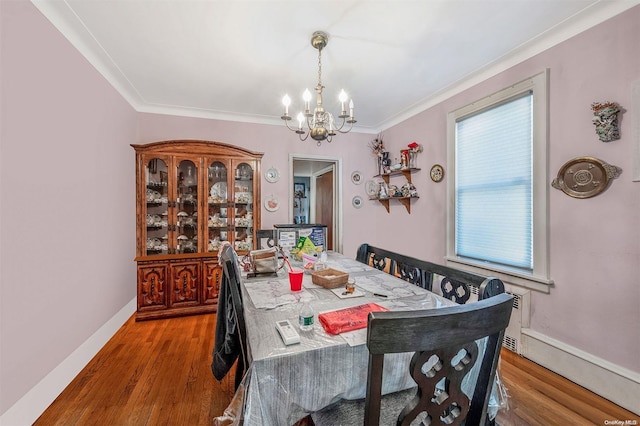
top-left (318, 303), bottom-right (389, 335)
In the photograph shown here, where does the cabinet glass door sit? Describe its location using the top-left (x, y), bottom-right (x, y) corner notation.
top-left (233, 162), bottom-right (254, 251)
top-left (207, 160), bottom-right (228, 253)
top-left (145, 158), bottom-right (169, 255)
top-left (176, 160), bottom-right (198, 254)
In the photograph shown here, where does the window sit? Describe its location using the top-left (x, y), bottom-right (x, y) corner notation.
top-left (446, 71), bottom-right (551, 292)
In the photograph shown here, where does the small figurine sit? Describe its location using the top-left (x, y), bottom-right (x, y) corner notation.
top-left (401, 182), bottom-right (418, 197)
top-left (379, 182), bottom-right (389, 199)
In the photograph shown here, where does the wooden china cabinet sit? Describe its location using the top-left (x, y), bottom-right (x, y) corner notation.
top-left (132, 140), bottom-right (263, 320)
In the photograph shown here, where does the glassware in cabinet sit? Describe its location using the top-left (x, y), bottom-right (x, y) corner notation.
top-left (175, 160), bottom-right (199, 254)
top-left (145, 158), bottom-right (169, 256)
top-left (233, 162), bottom-right (254, 252)
top-left (207, 160), bottom-right (229, 253)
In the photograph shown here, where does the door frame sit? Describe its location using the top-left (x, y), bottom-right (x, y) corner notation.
top-left (289, 153), bottom-right (343, 254)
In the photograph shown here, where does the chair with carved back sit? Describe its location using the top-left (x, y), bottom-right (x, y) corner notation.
top-left (356, 244), bottom-right (505, 301)
top-left (394, 260), bottom-right (428, 289)
top-left (311, 292), bottom-right (514, 426)
top-left (357, 243), bottom-right (393, 273)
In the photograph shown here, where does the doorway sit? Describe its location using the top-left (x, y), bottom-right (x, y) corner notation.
top-left (290, 154), bottom-right (342, 253)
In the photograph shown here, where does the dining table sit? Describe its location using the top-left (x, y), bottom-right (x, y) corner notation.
top-left (214, 251), bottom-right (500, 426)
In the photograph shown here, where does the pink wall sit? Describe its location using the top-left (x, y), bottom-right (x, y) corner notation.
top-left (1, 1), bottom-right (137, 413)
top-left (137, 7), bottom-right (640, 374)
top-left (2, 0), bottom-right (638, 418)
top-left (382, 7), bottom-right (640, 372)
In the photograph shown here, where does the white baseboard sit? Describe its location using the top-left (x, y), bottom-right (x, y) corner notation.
top-left (521, 328), bottom-right (640, 415)
top-left (0, 298), bottom-right (136, 426)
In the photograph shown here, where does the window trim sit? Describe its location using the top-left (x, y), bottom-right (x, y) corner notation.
top-left (445, 70), bottom-right (553, 293)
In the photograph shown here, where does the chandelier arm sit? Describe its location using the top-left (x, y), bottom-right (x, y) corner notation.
top-left (299, 132), bottom-right (310, 142)
top-left (283, 119), bottom-right (298, 132)
top-left (332, 116), bottom-right (347, 132)
top-left (332, 116), bottom-right (356, 134)
top-left (336, 120), bottom-right (355, 134)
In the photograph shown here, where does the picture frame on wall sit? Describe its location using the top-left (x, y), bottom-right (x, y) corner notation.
top-left (294, 183), bottom-right (305, 198)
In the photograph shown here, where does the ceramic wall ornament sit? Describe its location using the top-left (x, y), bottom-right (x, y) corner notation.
top-left (551, 156), bottom-right (621, 198)
top-left (591, 101), bottom-right (622, 142)
top-left (430, 164), bottom-right (444, 182)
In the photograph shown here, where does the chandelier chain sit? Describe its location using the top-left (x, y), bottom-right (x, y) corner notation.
top-left (317, 48), bottom-right (322, 89)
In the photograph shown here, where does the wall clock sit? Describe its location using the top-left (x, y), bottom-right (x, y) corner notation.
top-left (430, 164), bottom-right (444, 182)
top-left (265, 167), bottom-right (280, 183)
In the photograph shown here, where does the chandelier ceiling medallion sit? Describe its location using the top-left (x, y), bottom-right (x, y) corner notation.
top-left (280, 31), bottom-right (356, 146)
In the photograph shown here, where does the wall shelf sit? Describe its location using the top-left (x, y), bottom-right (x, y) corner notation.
top-left (370, 196), bottom-right (419, 213)
top-left (371, 167), bottom-right (420, 213)
top-left (375, 167), bottom-right (420, 184)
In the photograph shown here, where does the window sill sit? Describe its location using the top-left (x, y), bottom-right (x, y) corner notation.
top-left (444, 256), bottom-right (553, 293)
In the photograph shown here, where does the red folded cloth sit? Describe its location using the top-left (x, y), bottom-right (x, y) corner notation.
top-left (319, 303), bottom-right (389, 335)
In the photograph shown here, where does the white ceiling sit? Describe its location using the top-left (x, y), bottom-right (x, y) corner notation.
top-left (32, 0), bottom-right (638, 133)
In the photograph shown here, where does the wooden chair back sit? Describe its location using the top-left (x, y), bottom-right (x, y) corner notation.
top-left (356, 243), bottom-right (505, 299)
top-left (364, 292), bottom-right (513, 425)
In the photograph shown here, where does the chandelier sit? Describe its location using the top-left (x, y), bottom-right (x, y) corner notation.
top-left (280, 31), bottom-right (356, 145)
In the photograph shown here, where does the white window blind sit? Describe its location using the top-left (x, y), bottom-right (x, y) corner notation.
top-left (455, 92), bottom-right (533, 271)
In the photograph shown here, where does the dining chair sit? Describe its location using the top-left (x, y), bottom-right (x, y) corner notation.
top-left (212, 244), bottom-right (248, 390)
top-left (311, 292), bottom-right (514, 426)
top-left (356, 243), bottom-right (392, 273)
top-left (394, 261), bottom-right (428, 289)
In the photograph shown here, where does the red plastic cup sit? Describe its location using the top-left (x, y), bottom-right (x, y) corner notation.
top-left (288, 268), bottom-right (303, 292)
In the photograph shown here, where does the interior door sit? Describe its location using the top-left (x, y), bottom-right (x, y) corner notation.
top-left (315, 170), bottom-right (334, 250)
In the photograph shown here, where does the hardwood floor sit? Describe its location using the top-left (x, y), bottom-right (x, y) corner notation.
top-left (34, 313), bottom-right (236, 426)
top-left (35, 313), bottom-right (638, 425)
top-left (496, 350), bottom-right (638, 426)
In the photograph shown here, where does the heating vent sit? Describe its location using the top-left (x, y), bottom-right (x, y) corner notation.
top-left (438, 281), bottom-right (530, 355)
top-left (503, 335), bottom-right (519, 353)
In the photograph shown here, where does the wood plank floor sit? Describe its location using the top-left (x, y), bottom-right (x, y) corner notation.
top-left (35, 313), bottom-right (639, 425)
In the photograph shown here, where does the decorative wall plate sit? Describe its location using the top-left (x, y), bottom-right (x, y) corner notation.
top-left (430, 164), bottom-right (444, 182)
top-left (365, 180), bottom-right (379, 197)
top-left (352, 196), bottom-right (363, 209)
top-left (210, 182), bottom-right (227, 198)
top-left (265, 167), bottom-right (280, 183)
top-left (264, 195), bottom-right (279, 211)
top-left (351, 171), bottom-right (363, 185)
top-left (551, 156), bottom-right (621, 199)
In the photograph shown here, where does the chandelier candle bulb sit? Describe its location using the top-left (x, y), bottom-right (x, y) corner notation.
top-left (349, 99), bottom-right (354, 119)
top-left (303, 89), bottom-right (312, 113)
top-left (282, 95), bottom-right (291, 117)
top-left (339, 90), bottom-right (348, 116)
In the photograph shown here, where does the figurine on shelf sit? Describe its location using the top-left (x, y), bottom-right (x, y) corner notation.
top-left (400, 150), bottom-right (408, 169)
top-left (379, 182), bottom-right (389, 199)
top-left (401, 182), bottom-right (418, 197)
top-left (407, 141), bottom-right (423, 169)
